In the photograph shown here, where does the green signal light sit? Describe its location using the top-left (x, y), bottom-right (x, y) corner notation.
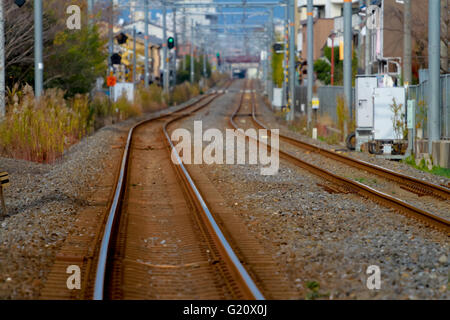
top-left (168, 37), bottom-right (175, 49)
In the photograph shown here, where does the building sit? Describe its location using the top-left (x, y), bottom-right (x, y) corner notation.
top-left (297, 0), bottom-right (360, 20)
top-left (296, 0), bottom-right (447, 83)
top-left (296, 0), bottom-right (361, 61)
top-left (298, 18), bottom-right (334, 61)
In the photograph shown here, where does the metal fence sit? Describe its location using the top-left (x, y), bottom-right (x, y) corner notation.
top-left (408, 74), bottom-right (450, 140)
top-left (295, 74), bottom-right (450, 140)
top-left (295, 85), bottom-right (355, 124)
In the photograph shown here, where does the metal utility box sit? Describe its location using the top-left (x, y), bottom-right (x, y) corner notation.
top-left (355, 76), bottom-right (378, 151)
top-left (373, 87), bottom-right (406, 140)
top-left (354, 75), bottom-right (407, 157)
top-left (272, 88), bottom-right (283, 109)
top-left (356, 76), bottom-right (378, 129)
top-left (113, 83), bottom-right (135, 103)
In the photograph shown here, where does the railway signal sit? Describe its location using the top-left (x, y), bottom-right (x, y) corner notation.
top-left (111, 53), bottom-right (121, 65)
top-left (14, 0), bottom-right (26, 8)
top-left (273, 43), bottom-right (283, 53)
top-left (216, 52), bottom-right (221, 66)
top-left (116, 33), bottom-right (128, 45)
top-left (167, 36), bottom-right (175, 49)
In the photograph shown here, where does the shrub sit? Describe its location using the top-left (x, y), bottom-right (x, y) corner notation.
top-left (0, 87), bottom-right (92, 163)
top-left (137, 84), bottom-right (166, 112)
top-left (112, 96), bottom-right (142, 121)
top-left (171, 82), bottom-right (190, 105)
top-left (336, 94), bottom-right (349, 140)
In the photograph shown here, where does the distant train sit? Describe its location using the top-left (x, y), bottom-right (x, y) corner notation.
top-left (232, 69), bottom-right (246, 79)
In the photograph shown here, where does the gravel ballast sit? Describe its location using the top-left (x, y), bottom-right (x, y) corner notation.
top-left (176, 80), bottom-right (449, 299)
top-left (0, 96), bottom-right (206, 299)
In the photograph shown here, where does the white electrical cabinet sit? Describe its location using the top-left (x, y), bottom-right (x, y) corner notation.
top-left (355, 75), bottom-right (406, 156)
top-left (272, 88), bottom-right (283, 109)
top-left (113, 83), bottom-right (135, 103)
top-left (356, 76), bottom-right (377, 129)
top-left (373, 87), bottom-right (406, 140)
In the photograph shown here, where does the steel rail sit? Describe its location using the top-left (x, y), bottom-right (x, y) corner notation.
top-left (93, 87), bottom-right (226, 300)
top-left (162, 89), bottom-right (265, 301)
top-left (230, 85), bottom-right (450, 235)
top-left (253, 96), bottom-right (450, 201)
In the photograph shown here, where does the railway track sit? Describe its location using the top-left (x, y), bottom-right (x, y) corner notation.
top-left (93, 81), bottom-right (265, 300)
top-left (230, 82), bottom-right (450, 235)
top-left (255, 97), bottom-right (450, 201)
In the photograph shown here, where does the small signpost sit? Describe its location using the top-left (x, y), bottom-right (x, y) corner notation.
top-left (407, 100), bottom-right (416, 156)
top-left (312, 97), bottom-right (320, 127)
top-left (312, 97), bottom-right (320, 110)
top-left (0, 172), bottom-right (10, 216)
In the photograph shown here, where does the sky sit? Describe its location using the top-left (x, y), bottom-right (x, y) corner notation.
top-left (114, 0), bottom-right (286, 56)
top-left (116, 0), bottom-right (286, 25)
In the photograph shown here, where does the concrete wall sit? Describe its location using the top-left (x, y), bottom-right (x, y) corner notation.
top-left (416, 140), bottom-right (450, 169)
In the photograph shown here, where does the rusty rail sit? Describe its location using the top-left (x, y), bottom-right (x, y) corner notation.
top-left (230, 86), bottom-right (450, 235)
top-left (162, 97), bottom-right (265, 300)
top-left (254, 94), bottom-right (450, 201)
top-left (93, 80), bottom-right (265, 300)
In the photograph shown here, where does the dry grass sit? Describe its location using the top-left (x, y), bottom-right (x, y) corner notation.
top-left (0, 75), bottom-right (226, 164)
top-left (0, 87), bottom-right (92, 163)
top-left (136, 84), bottom-right (167, 112)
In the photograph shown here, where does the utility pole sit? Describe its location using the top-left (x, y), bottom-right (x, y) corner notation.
top-left (283, 3), bottom-right (288, 108)
top-left (173, 8), bottom-right (177, 87)
top-left (190, 20), bottom-right (195, 84)
top-left (133, 26), bottom-right (137, 84)
top-left (203, 40), bottom-right (207, 78)
top-left (144, 0), bottom-right (149, 88)
top-left (306, 0), bottom-right (313, 127)
top-left (108, 0), bottom-right (113, 67)
top-left (331, 33), bottom-right (336, 84)
top-left (34, 0), bottom-right (44, 98)
top-left (403, 0), bottom-right (412, 85)
top-left (163, 4), bottom-right (169, 93)
top-left (343, 0), bottom-right (353, 124)
top-left (183, 8), bottom-right (187, 71)
top-left (365, 0), bottom-right (371, 75)
top-left (428, 0), bottom-right (441, 154)
top-left (268, 8), bottom-right (274, 105)
top-left (288, 0), bottom-right (295, 121)
top-left (0, 1), bottom-right (5, 117)
top-left (88, 0), bottom-right (94, 27)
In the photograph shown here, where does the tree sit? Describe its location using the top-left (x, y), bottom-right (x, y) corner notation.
top-left (388, 0), bottom-right (449, 75)
top-left (314, 59), bottom-right (331, 85)
top-left (4, 0), bottom-right (106, 97)
top-left (176, 54), bottom-right (211, 84)
top-left (314, 46), bottom-right (357, 86)
top-left (4, 0), bottom-right (57, 86)
top-left (271, 47), bottom-right (284, 88)
top-left (46, 25), bottom-right (107, 97)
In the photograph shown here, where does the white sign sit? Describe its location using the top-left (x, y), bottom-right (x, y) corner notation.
top-left (113, 83), bottom-right (135, 103)
top-left (312, 97), bottom-right (320, 110)
top-left (272, 88), bottom-right (283, 109)
top-left (407, 100), bottom-right (416, 130)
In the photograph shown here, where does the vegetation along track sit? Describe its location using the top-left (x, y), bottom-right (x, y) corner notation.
top-left (93, 81), bottom-right (266, 300)
top-left (230, 82), bottom-right (450, 235)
